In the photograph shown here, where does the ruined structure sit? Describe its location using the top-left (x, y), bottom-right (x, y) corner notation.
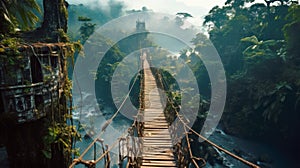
top-left (0, 43), bottom-right (73, 167)
top-left (136, 20), bottom-right (146, 32)
top-left (0, 43), bottom-right (71, 122)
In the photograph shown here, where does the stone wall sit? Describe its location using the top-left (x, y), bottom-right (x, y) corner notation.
top-left (0, 43), bottom-right (73, 167)
top-left (0, 43), bottom-right (71, 123)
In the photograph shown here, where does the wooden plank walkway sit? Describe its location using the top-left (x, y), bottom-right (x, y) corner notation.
top-left (141, 59), bottom-right (177, 168)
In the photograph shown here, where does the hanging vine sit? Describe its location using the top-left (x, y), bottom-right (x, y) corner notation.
top-left (41, 42), bottom-right (82, 166)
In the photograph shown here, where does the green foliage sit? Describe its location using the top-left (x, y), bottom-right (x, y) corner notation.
top-left (241, 35), bottom-right (286, 64)
top-left (0, 38), bottom-right (28, 84)
top-left (256, 81), bottom-right (293, 122)
top-left (42, 43), bottom-right (81, 162)
top-left (203, 1), bottom-right (291, 73)
top-left (283, 4), bottom-right (300, 59)
top-left (225, 0), bottom-right (255, 8)
top-left (64, 77), bottom-right (73, 99)
top-left (0, 37), bottom-right (21, 55)
top-left (203, 0), bottom-right (300, 146)
top-left (241, 35), bottom-right (260, 44)
top-left (0, 0), bottom-right (41, 34)
top-left (183, 33), bottom-right (214, 98)
top-left (71, 40), bottom-right (84, 56)
top-left (78, 16), bottom-right (92, 22)
top-left (191, 33), bottom-right (211, 51)
top-left (43, 114), bottom-right (81, 159)
top-left (73, 15), bottom-right (97, 43)
top-left (68, 2), bottom-right (125, 37)
top-left (170, 91), bottom-right (181, 105)
top-left (58, 29), bottom-right (70, 42)
top-left (203, 6), bottom-right (231, 29)
top-left (79, 22), bottom-right (96, 42)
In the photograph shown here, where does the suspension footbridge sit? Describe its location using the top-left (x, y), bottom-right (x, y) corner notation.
top-left (69, 52), bottom-right (259, 168)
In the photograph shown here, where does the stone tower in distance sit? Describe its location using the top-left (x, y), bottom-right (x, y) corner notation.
top-left (136, 20), bottom-right (146, 32)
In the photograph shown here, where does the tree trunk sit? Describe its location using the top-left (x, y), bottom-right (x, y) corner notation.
top-left (40, 0), bottom-right (68, 42)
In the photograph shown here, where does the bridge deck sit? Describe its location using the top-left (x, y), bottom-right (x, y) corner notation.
top-left (141, 59), bottom-right (176, 168)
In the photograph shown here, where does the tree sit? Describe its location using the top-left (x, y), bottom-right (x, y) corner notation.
top-left (78, 16), bottom-right (96, 43)
top-left (241, 35), bottom-right (286, 66)
top-left (203, 0), bottom-right (294, 74)
top-left (176, 12), bottom-right (193, 18)
top-left (39, 0), bottom-right (68, 42)
top-left (0, 0), bottom-right (41, 34)
top-left (204, 1), bottom-right (300, 158)
top-left (283, 4), bottom-right (300, 60)
top-left (0, 0), bottom-right (69, 42)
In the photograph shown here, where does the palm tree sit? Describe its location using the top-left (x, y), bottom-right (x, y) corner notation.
top-left (0, 0), bottom-right (41, 34)
top-left (1, 0), bottom-right (69, 42)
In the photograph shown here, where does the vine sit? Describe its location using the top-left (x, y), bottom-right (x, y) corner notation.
top-left (41, 41), bottom-right (83, 166)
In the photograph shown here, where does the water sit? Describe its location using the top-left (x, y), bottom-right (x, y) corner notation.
top-left (72, 93), bottom-right (295, 168)
top-left (204, 128), bottom-right (296, 168)
top-left (72, 92), bottom-right (132, 168)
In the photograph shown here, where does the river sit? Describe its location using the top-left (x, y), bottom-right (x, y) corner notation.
top-left (72, 101), bottom-right (296, 168)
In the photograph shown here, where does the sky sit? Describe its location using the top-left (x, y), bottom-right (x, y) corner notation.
top-left (125, 0), bottom-right (226, 25)
top-left (67, 0), bottom-right (266, 28)
top-left (67, 0), bottom-right (227, 26)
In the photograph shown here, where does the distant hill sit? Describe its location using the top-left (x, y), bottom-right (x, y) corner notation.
top-left (67, 2), bottom-right (125, 39)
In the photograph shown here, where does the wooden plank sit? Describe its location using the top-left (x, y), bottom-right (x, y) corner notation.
top-left (141, 162), bottom-right (177, 167)
top-left (142, 155), bottom-right (174, 158)
top-left (141, 59), bottom-right (176, 167)
top-left (142, 158), bottom-right (175, 161)
top-left (141, 167), bottom-right (177, 168)
top-left (144, 138), bottom-right (171, 140)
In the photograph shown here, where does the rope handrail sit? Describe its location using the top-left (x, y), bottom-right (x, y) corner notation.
top-left (118, 54), bottom-right (145, 168)
top-left (72, 130), bottom-right (128, 167)
top-left (69, 63), bottom-right (141, 168)
top-left (157, 70), bottom-right (260, 168)
top-left (182, 118), bottom-right (260, 168)
top-left (169, 96), bottom-right (260, 168)
top-left (147, 58), bottom-right (205, 167)
top-left (70, 105), bottom-right (144, 168)
top-left (94, 131), bottom-right (127, 164)
top-left (183, 122), bottom-right (206, 168)
top-left (88, 53), bottom-right (145, 167)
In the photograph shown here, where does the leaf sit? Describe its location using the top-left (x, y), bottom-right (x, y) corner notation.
top-left (78, 16), bottom-right (92, 21)
top-left (280, 54), bottom-right (287, 62)
top-left (262, 40), bottom-right (277, 46)
top-left (59, 138), bottom-right (69, 148)
top-left (4, 0), bottom-right (41, 31)
top-left (241, 35), bottom-right (259, 45)
top-left (42, 150), bottom-right (52, 159)
top-left (251, 45), bottom-right (258, 49)
top-left (3, 13), bottom-right (13, 24)
top-left (285, 85), bottom-right (292, 90)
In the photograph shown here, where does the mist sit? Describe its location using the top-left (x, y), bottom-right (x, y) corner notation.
top-left (67, 0), bottom-right (202, 46)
